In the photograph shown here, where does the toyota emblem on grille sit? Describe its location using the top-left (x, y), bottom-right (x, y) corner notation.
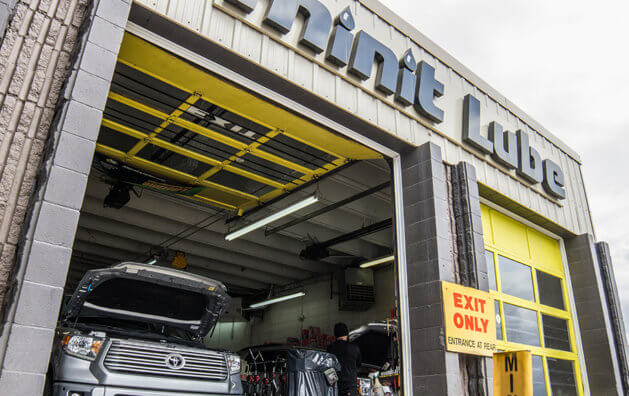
top-left (165, 353), bottom-right (186, 370)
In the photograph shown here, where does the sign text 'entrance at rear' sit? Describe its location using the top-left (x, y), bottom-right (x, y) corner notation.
top-left (442, 281), bottom-right (497, 357)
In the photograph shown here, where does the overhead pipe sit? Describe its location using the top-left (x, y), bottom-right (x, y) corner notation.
top-left (225, 160), bottom-right (357, 224)
top-left (265, 181), bottom-right (391, 236)
top-left (300, 218), bottom-right (393, 260)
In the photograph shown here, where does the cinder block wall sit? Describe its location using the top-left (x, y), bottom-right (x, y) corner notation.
top-left (0, 0), bottom-right (91, 317)
top-left (0, 0), bottom-right (132, 392)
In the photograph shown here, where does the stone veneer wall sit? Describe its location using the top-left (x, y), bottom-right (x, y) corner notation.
top-left (0, 0), bottom-right (90, 316)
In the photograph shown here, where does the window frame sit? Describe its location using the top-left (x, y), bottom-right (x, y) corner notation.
top-left (483, 205), bottom-right (584, 396)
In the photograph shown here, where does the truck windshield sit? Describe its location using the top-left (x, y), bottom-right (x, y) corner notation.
top-left (70, 317), bottom-right (200, 344)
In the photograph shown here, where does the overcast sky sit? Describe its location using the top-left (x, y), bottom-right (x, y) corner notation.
top-left (378, 0), bottom-right (629, 324)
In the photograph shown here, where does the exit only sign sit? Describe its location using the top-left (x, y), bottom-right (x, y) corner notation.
top-left (442, 281), bottom-right (497, 356)
top-left (494, 351), bottom-right (533, 396)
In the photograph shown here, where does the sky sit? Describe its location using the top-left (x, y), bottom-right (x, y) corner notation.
top-left (378, 0), bottom-right (629, 324)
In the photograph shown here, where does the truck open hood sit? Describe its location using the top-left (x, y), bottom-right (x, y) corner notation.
top-left (62, 262), bottom-right (231, 338)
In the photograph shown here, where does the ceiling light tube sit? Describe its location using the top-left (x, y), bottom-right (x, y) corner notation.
top-left (249, 292), bottom-right (306, 309)
top-left (360, 255), bottom-right (395, 269)
top-left (146, 258), bottom-right (158, 265)
top-left (225, 195), bottom-right (319, 241)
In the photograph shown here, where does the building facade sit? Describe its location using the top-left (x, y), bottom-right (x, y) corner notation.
top-left (0, 0), bottom-right (626, 395)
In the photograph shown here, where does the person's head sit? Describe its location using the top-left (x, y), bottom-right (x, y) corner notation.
top-left (334, 322), bottom-right (349, 340)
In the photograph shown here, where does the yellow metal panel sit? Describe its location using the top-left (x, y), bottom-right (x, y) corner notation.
top-left (195, 128), bottom-right (287, 184)
top-left (95, 144), bottom-right (256, 204)
top-left (481, 205), bottom-right (493, 245)
top-left (490, 208), bottom-right (530, 261)
top-left (108, 92), bottom-right (317, 177)
top-left (190, 195), bottom-right (239, 212)
top-left (102, 33), bottom-right (382, 213)
top-left (102, 118), bottom-right (286, 189)
top-left (117, 33), bottom-right (381, 161)
top-left (527, 227), bottom-right (564, 276)
top-left (127, 94), bottom-right (201, 156)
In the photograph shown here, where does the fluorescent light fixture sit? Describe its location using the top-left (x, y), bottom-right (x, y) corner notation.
top-left (225, 195), bottom-right (319, 241)
top-left (360, 255), bottom-right (395, 269)
top-left (146, 258), bottom-right (157, 265)
top-left (249, 292), bottom-right (306, 309)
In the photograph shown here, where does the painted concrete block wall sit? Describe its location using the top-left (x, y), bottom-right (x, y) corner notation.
top-left (401, 143), bottom-right (463, 395)
top-left (565, 234), bottom-right (623, 395)
top-left (134, 0), bottom-right (592, 237)
top-left (0, 0), bottom-right (132, 393)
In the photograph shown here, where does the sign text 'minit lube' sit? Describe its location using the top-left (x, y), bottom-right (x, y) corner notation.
top-left (223, 0), bottom-right (567, 200)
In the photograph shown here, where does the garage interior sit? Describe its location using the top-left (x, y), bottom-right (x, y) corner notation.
top-left (60, 33), bottom-right (401, 357)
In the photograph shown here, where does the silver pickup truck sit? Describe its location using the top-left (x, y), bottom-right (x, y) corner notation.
top-left (49, 262), bottom-right (243, 396)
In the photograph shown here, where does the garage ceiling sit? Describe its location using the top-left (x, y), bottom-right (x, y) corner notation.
top-left (69, 162), bottom-right (393, 296)
top-left (66, 33), bottom-right (394, 297)
top-left (96, 33), bottom-right (381, 214)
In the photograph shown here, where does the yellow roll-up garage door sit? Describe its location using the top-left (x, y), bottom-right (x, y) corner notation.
top-left (481, 204), bottom-right (584, 396)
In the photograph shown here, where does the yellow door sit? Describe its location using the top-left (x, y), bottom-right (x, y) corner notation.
top-left (481, 205), bottom-right (584, 396)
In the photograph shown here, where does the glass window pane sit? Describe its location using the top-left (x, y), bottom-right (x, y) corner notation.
top-left (503, 303), bottom-right (540, 346)
top-left (499, 256), bottom-right (534, 301)
top-left (532, 355), bottom-right (547, 396)
top-left (495, 301), bottom-right (503, 340)
top-left (547, 358), bottom-right (577, 396)
top-left (537, 271), bottom-right (565, 310)
top-left (542, 315), bottom-right (571, 351)
top-left (486, 250), bottom-right (497, 290)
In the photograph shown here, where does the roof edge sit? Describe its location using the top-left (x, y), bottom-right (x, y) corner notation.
top-left (358, 0), bottom-right (582, 164)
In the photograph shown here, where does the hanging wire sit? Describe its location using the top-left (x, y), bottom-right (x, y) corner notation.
top-left (133, 209), bottom-right (227, 262)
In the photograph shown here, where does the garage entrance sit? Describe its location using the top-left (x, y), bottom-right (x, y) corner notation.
top-left (56, 32), bottom-right (405, 395)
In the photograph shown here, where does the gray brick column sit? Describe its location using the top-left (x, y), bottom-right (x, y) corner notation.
top-left (595, 241), bottom-right (629, 394)
top-left (401, 143), bottom-right (463, 395)
top-left (565, 234), bottom-right (623, 395)
top-left (0, 0), bottom-right (130, 393)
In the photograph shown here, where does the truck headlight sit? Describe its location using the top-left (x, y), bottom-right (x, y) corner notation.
top-left (228, 354), bottom-right (241, 374)
top-left (61, 335), bottom-right (104, 361)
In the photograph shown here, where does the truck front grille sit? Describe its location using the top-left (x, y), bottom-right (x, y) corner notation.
top-left (104, 339), bottom-right (229, 381)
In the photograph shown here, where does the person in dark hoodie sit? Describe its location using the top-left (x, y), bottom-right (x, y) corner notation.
top-left (327, 322), bottom-right (362, 396)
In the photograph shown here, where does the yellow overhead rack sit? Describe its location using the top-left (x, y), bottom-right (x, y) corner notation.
top-left (94, 33), bottom-right (381, 213)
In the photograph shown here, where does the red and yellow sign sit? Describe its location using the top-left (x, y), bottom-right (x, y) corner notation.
top-left (442, 281), bottom-right (497, 356)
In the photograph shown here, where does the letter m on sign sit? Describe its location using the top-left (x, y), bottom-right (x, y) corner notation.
top-left (505, 354), bottom-right (518, 372)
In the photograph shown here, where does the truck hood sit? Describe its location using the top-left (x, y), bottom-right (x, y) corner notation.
top-left (62, 262), bottom-right (231, 338)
